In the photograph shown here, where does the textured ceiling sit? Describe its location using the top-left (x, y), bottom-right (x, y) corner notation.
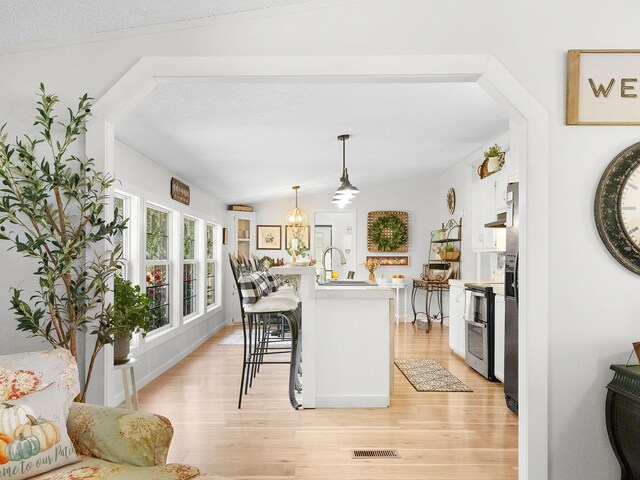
top-left (115, 82), bottom-right (509, 205)
top-left (0, 0), bottom-right (312, 47)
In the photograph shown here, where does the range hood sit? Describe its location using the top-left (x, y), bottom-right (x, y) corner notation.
top-left (484, 212), bottom-right (507, 228)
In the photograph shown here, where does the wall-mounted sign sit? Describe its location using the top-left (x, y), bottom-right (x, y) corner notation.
top-left (567, 50), bottom-right (640, 125)
top-left (171, 178), bottom-right (190, 205)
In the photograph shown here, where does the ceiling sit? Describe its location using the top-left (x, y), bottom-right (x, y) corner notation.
top-left (0, 0), bottom-right (312, 47)
top-left (115, 82), bottom-right (508, 205)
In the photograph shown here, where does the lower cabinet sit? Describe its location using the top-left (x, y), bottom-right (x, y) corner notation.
top-left (448, 283), bottom-right (466, 357)
top-left (494, 294), bottom-right (505, 382)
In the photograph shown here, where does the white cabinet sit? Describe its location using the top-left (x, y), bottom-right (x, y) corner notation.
top-left (471, 179), bottom-right (497, 251)
top-left (226, 212), bottom-right (256, 323)
top-left (448, 283), bottom-right (466, 357)
top-left (495, 175), bottom-right (509, 212)
top-left (494, 294), bottom-right (505, 382)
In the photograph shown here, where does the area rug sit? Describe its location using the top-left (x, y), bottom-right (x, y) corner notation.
top-left (218, 329), bottom-right (291, 347)
top-left (394, 359), bottom-right (472, 392)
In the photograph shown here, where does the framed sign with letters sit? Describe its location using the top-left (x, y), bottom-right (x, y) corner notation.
top-left (567, 50), bottom-right (640, 125)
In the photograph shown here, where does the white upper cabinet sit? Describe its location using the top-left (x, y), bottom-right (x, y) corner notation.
top-left (471, 179), bottom-right (497, 251)
top-left (472, 166), bottom-right (518, 252)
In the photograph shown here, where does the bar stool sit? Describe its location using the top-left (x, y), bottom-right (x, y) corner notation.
top-left (229, 254), bottom-right (302, 409)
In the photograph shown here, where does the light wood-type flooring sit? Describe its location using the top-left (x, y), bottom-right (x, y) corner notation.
top-left (138, 322), bottom-right (518, 479)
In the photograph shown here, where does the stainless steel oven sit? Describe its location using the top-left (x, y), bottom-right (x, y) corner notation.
top-left (464, 284), bottom-right (496, 381)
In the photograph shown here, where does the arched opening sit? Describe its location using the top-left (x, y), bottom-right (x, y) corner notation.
top-left (87, 55), bottom-right (549, 480)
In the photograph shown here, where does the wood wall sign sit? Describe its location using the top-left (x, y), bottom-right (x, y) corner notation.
top-left (170, 178), bottom-right (190, 205)
top-left (567, 50), bottom-right (640, 125)
top-left (367, 256), bottom-right (409, 266)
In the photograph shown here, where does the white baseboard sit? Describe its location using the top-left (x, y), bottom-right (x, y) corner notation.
top-left (314, 395), bottom-right (389, 408)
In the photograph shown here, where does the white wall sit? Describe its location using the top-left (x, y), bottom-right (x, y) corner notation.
top-left (107, 141), bottom-right (228, 406)
top-left (252, 174), bottom-right (441, 282)
top-left (0, 1), bottom-right (638, 477)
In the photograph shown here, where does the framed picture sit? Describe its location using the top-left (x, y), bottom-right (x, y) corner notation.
top-left (256, 225), bottom-right (282, 250)
top-left (285, 226), bottom-right (310, 249)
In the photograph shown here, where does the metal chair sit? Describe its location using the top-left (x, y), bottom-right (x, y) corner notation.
top-left (229, 254), bottom-right (302, 409)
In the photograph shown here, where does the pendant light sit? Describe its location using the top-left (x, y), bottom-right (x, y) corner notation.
top-left (331, 134), bottom-right (359, 208)
top-left (285, 186), bottom-right (308, 228)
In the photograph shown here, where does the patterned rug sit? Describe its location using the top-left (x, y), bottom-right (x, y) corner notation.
top-left (394, 359), bottom-right (472, 392)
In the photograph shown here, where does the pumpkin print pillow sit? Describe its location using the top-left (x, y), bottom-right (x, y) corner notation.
top-left (0, 383), bottom-right (80, 479)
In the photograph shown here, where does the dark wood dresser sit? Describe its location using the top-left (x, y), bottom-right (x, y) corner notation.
top-left (606, 364), bottom-right (640, 479)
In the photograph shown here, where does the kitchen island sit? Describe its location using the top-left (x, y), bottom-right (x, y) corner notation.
top-left (272, 266), bottom-right (395, 408)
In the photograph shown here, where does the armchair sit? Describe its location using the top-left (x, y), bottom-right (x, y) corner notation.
top-left (0, 349), bottom-right (228, 480)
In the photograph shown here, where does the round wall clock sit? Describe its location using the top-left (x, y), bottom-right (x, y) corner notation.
top-left (594, 141), bottom-right (640, 275)
top-left (447, 187), bottom-right (456, 215)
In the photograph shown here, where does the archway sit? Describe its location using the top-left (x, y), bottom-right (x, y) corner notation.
top-left (87, 55), bottom-right (549, 480)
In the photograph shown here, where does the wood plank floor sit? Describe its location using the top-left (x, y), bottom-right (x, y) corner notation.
top-left (138, 322), bottom-right (518, 479)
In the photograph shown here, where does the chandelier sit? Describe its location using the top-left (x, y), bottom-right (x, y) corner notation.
top-left (285, 185), bottom-right (308, 231)
top-left (331, 134), bottom-right (359, 208)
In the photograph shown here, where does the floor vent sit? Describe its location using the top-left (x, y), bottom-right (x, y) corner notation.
top-left (351, 449), bottom-right (401, 459)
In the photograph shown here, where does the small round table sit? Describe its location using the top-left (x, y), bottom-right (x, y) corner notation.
top-left (114, 357), bottom-right (139, 411)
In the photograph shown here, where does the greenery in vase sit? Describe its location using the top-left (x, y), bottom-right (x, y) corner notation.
top-left (287, 240), bottom-right (306, 257)
top-left (0, 85), bottom-right (127, 402)
top-left (443, 244), bottom-right (459, 252)
top-left (113, 275), bottom-right (153, 339)
top-left (483, 143), bottom-right (503, 158)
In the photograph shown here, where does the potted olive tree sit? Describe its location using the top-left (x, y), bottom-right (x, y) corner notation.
top-left (0, 85), bottom-right (127, 401)
top-left (113, 275), bottom-right (153, 364)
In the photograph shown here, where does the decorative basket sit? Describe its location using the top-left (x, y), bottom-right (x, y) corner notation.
top-left (439, 250), bottom-right (460, 261)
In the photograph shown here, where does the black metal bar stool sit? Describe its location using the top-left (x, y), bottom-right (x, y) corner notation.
top-left (229, 254), bottom-right (302, 409)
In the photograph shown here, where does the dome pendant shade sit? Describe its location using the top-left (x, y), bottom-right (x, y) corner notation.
top-left (332, 134), bottom-right (359, 205)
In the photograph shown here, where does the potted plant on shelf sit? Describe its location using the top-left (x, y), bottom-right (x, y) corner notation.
top-left (479, 143), bottom-right (506, 177)
top-left (439, 244), bottom-right (461, 261)
top-left (112, 275), bottom-right (153, 365)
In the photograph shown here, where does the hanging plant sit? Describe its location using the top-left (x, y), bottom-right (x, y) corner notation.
top-left (369, 214), bottom-right (408, 252)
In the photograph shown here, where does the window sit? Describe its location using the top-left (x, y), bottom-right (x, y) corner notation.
top-left (146, 206), bottom-right (170, 332)
top-left (183, 216), bottom-right (197, 318)
top-left (113, 194), bottom-right (129, 278)
top-left (206, 223), bottom-right (216, 307)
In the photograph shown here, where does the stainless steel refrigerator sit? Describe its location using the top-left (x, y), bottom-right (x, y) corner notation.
top-left (504, 182), bottom-right (519, 415)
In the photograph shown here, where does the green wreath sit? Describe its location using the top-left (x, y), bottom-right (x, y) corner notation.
top-left (370, 215), bottom-right (408, 252)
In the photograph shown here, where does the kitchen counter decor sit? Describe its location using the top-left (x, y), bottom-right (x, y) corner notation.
top-left (367, 211), bottom-right (409, 252)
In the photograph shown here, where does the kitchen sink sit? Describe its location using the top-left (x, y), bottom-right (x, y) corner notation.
top-left (321, 280), bottom-right (378, 286)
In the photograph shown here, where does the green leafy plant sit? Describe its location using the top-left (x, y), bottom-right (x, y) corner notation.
top-left (112, 275), bottom-right (152, 339)
top-left (0, 85), bottom-right (127, 402)
top-left (483, 143), bottom-right (503, 158)
top-left (443, 244), bottom-right (459, 252)
top-left (287, 240), bottom-right (307, 257)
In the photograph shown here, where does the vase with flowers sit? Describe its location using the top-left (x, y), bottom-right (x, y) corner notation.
top-left (364, 258), bottom-right (380, 282)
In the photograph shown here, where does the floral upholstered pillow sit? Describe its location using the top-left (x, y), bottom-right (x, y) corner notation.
top-left (0, 383), bottom-right (80, 479)
top-left (0, 349), bottom-right (80, 417)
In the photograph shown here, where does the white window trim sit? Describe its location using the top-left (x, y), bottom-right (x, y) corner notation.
top-left (182, 215), bottom-right (200, 322)
top-left (206, 222), bottom-right (218, 310)
top-left (144, 202), bottom-right (175, 339)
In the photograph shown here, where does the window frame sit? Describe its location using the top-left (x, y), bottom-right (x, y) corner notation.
top-left (182, 215), bottom-right (199, 321)
top-left (144, 203), bottom-right (173, 337)
top-left (206, 222), bottom-right (217, 309)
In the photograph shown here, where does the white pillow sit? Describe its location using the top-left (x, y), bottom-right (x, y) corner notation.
top-left (0, 383), bottom-right (80, 479)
